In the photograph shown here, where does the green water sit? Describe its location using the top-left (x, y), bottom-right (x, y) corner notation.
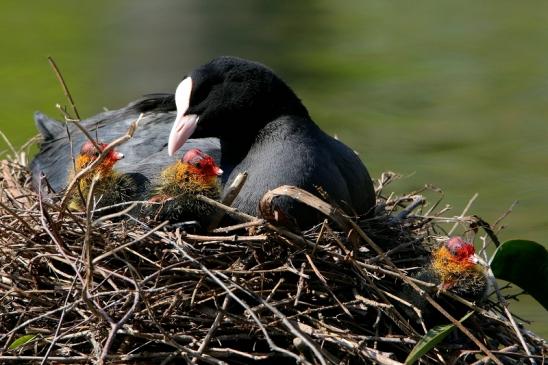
top-left (0, 1), bottom-right (546, 337)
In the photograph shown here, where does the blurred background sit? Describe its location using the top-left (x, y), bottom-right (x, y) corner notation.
top-left (0, 1), bottom-right (546, 336)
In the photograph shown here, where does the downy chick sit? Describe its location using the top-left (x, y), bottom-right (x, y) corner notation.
top-left (67, 141), bottom-right (136, 213)
top-left (148, 148), bottom-right (222, 226)
top-left (402, 237), bottom-right (491, 326)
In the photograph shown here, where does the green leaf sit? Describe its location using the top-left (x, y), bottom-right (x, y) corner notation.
top-left (405, 312), bottom-right (473, 365)
top-left (8, 334), bottom-right (37, 350)
top-left (490, 239), bottom-right (548, 310)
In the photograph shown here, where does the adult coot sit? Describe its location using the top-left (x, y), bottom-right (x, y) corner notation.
top-left (168, 56), bottom-right (376, 226)
top-left (30, 96), bottom-right (220, 195)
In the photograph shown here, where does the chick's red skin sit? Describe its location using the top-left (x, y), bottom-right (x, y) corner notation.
top-left (445, 236), bottom-right (476, 263)
top-left (179, 148), bottom-right (223, 186)
top-left (75, 141), bottom-right (124, 174)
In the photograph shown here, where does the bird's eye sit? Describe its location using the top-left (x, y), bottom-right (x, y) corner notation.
top-left (94, 152), bottom-right (100, 157)
top-left (195, 162), bottom-right (202, 168)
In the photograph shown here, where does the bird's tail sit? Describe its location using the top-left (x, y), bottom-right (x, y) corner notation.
top-left (34, 112), bottom-right (64, 141)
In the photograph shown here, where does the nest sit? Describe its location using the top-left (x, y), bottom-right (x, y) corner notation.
top-left (0, 141), bottom-right (546, 365)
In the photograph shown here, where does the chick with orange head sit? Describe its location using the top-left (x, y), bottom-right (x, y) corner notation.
top-left (430, 236), bottom-right (490, 300)
top-left (401, 237), bottom-right (491, 326)
top-left (148, 148), bottom-right (222, 225)
top-left (67, 141), bottom-right (134, 212)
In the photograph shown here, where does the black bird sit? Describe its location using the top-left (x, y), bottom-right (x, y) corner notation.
top-left (168, 56), bottom-right (376, 227)
top-left (31, 56), bottom-right (375, 227)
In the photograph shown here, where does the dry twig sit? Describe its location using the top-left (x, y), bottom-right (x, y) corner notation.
top-left (0, 141), bottom-right (546, 364)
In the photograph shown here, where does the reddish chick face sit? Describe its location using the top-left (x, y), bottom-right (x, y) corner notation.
top-left (182, 148), bottom-right (222, 177)
top-left (76, 141), bottom-right (124, 171)
top-left (445, 236), bottom-right (476, 262)
top-left (80, 141), bottom-right (124, 161)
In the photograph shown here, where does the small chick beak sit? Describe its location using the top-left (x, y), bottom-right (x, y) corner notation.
top-left (214, 166), bottom-right (223, 176)
top-left (467, 255), bottom-right (480, 264)
top-left (168, 77), bottom-right (199, 156)
top-left (113, 152), bottom-right (124, 160)
top-left (470, 254), bottom-right (488, 265)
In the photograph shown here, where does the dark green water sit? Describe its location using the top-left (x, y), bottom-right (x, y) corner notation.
top-left (0, 1), bottom-right (546, 336)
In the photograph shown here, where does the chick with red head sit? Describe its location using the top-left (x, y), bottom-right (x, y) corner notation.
top-left (430, 236), bottom-right (490, 299)
top-left (148, 148), bottom-right (222, 226)
top-left (67, 141), bottom-right (134, 212)
top-left (401, 237), bottom-right (491, 327)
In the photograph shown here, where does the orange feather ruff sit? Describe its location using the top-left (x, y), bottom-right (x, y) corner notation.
top-left (431, 241), bottom-right (483, 290)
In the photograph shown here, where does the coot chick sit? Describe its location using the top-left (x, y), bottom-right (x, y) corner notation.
top-left (147, 148), bottom-right (222, 226)
top-left (67, 141), bottom-right (132, 211)
top-left (403, 237), bottom-right (491, 326)
top-left (168, 56), bottom-right (376, 228)
top-left (30, 95), bottom-right (220, 195)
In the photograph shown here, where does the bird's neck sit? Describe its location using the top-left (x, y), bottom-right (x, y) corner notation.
top-left (219, 136), bottom-right (254, 169)
top-left (219, 115), bottom-right (316, 169)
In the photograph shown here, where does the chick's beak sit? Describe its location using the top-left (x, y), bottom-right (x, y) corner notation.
top-left (468, 254), bottom-right (489, 271)
top-left (113, 152), bottom-right (124, 160)
top-left (168, 77), bottom-right (199, 156)
top-left (214, 166), bottom-right (223, 176)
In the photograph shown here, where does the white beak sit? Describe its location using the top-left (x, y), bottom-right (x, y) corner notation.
top-left (168, 77), bottom-right (199, 156)
top-left (469, 254), bottom-right (488, 267)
